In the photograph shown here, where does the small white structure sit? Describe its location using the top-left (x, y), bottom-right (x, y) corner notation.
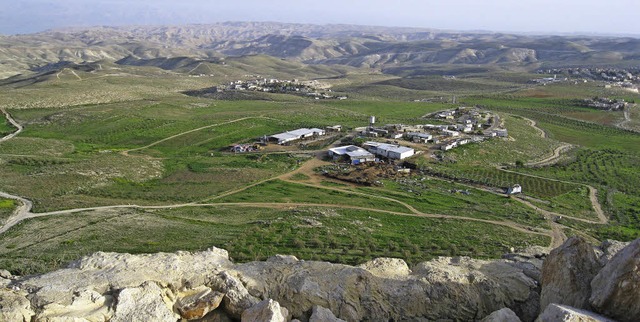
top-left (363, 141), bottom-right (415, 160)
top-left (507, 184), bottom-right (522, 195)
top-left (405, 132), bottom-right (432, 143)
top-left (269, 128), bottom-right (325, 145)
top-left (457, 138), bottom-right (470, 145)
top-left (326, 125), bottom-right (342, 132)
top-left (441, 142), bottom-right (457, 151)
top-left (494, 129), bottom-right (509, 137)
top-left (328, 145), bottom-right (376, 164)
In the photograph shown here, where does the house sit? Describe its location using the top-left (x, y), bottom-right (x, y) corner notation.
top-left (326, 125), bottom-right (342, 132)
top-left (269, 128), bottom-right (325, 145)
top-left (328, 145), bottom-right (376, 164)
top-left (494, 129), bottom-right (509, 137)
top-left (405, 132), bottom-right (432, 143)
top-left (441, 141), bottom-right (458, 151)
top-left (507, 184), bottom-right (522, 195)
top-left (442, 129), bottom-right (460, 137)
top-left (457, 138), bottom-right (470, 145)
top-left (363, 141), bottom-right (415, 160)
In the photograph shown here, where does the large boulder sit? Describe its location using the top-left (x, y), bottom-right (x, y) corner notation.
top-left (209, 271), bottom-right (260, 319)
top-left (596, 239), bottom-right (630, 266)
top-left (175, 286), bottom-right (225, 320)
top-left (536, 303), bottom-right (615, 322)
top-left (35, 288), bottom-right (113, 321)
top-left (0, 288), bottom-right (34, 322)
top-left (480, 307), bottom-right (521, 322)
top-left (357, 257), bottom-right (411, 279)
top-left (240, 299), bottom-right (287, 322)
top-left (309, 305), bottom-right (346, 322)
top-left (111, 281), bottom-right (179, 322)
top-left (540, 237), bottom-right (601, 312)
top-left (589, 238), bottom-right (640, 322)
top-left (22, 247), bottom-right (232, 308)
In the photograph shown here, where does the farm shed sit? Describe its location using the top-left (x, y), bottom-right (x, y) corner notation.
top-left (328, 145), bottom-right (376, 164)
top-left (363, 141), bottom-right (415, 160)
top-left (269, 128), bottom-right (325, 144)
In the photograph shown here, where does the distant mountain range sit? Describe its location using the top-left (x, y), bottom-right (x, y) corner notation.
top-left (2, 21), bottom-right (640, 79)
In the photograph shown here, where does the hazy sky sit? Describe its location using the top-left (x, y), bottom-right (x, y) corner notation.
top-left (1, 0), bottom-right (639, 36)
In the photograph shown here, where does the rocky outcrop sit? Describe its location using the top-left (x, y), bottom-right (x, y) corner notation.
top-left (589, 238), bottom-right (640, 322)
top-left (536, 304), bottom-right (615, 322)
top-left (480, 307), bottom-right (522, 322)
top-left (540, 237), bottom-right (601, 312)
top-left (1, 238), bottom-right (637, 321)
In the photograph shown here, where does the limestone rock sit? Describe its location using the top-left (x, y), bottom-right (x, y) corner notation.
top-left (0, 269), bottom-right (12, 279)
top-left (112, 281), bottom-right (179, 322)
top-left (597, 239), bottom-right (630, 266)
top-left (536, 303), bottom-right (615, 322)
top-left (240, 299), bottom-right (286, 322)
top-left (237, 256), bottom-right (540, 321)
top-left (540, 237), bottom-right (601, 312)
top-left (22, 247), bottom-right (232, 308)
top-left (175, 286), bottom-right (224, 320)
top-left (36, 289), bottom-right (113, 321)
top-left (480, 307), bottom-right (521, 322)
top-left (0, 288), bottom-right (34, 322)
top-left (210, 271), bottom-right (260, 319)
top-left (309, 305), bottom-right (346, 322)
top-left (589, 238), bottom-right (640, 322)
top-left (357, 257), bottom-right (411, 279)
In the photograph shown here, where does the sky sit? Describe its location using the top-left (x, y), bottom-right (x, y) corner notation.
top-left (1, 0), bottom-right (639, 36)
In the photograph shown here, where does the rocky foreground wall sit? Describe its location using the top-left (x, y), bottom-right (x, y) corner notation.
top-left (0, 237), bottom-right (637, 322)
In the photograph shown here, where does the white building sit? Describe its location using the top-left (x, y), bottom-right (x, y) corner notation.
top-left (269, 128), bottom-right (326, 144)
top-left (494, 129), bottom-right (509, 137)
top-left (442, 129), bottom-right (460, 137)
top-left (328, 145), bottom-right (376, 164)
top-left (405, 132), bottom-right (432, 143)
top-left (363, 141), bottom-right (415, 160)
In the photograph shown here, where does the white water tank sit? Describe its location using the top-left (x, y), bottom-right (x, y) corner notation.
top-left (369, 116), bottom-right (376, 124)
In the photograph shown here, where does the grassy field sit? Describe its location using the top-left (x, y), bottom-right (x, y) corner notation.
top-left (0, 199), bottom-right (15, 226)
top-left (0, 61), bottom-right (638, 275)
top-left (0, 206), bottom-right (549, 275)
top-left (0, 113), bottom-right (15, 136)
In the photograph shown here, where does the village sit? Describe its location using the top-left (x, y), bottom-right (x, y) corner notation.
top-left (216, 77), bottom-right (348, 100)
top-left (536, 67), bottom-right (640, 91)
top-left (227, 106), bottom-right (521, 194)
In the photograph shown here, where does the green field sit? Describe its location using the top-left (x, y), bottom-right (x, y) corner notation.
top-left (0, 206), bottom-right (549, 275)
top-left (0, 60), bottom-right (638, 275)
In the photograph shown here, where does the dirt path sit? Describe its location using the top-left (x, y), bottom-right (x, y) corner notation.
top-left (615, 104), bottom-right (639, 132)
top-left (123, 116), bottom-right (276, 154)
top-left (0, 108), bottom-right (23, 143)
top-left (525, 143), bottom-right (573, 167)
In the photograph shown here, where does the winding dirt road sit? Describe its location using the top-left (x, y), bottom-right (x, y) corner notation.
top-left (0, 108), bottom-right (23, 143)
top-left (525, 143), bottom-right (573, 167)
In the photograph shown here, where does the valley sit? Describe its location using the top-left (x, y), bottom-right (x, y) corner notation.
top-left (0, 23), bottom-right (639, 276)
